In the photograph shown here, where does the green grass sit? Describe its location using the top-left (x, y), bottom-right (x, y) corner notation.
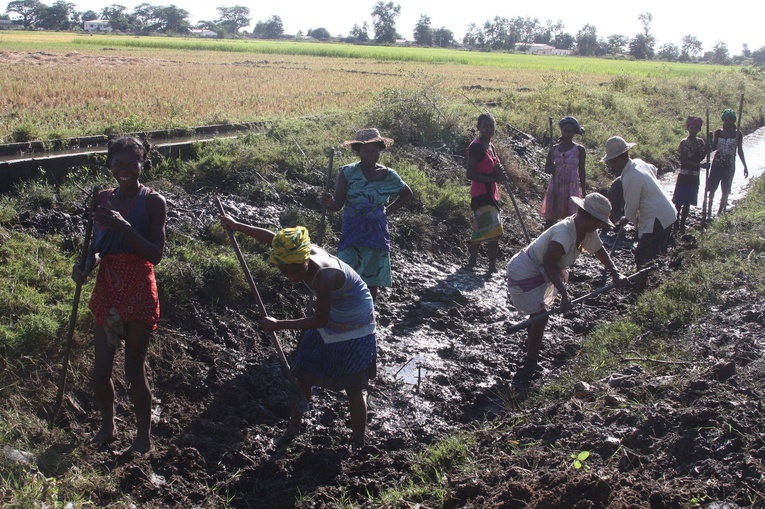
top-left (67, 35), bottom-right (728, 77)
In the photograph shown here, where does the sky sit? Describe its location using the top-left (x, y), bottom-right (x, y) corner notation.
top-left (69, 0), bottom-right (764, 54)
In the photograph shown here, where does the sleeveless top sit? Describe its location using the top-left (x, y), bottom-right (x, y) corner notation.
top-left (93, 185), bottom-right (153, 257)
top-left (713, 136), bottom-right (737, 170)
top-left (310, 256), bottom-right (376, 343)
top-left (468, 139), bottom-right (500, 202)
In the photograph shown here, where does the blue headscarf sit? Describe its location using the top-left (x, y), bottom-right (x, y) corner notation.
top-left (559, 116), bottom-right (584, 136)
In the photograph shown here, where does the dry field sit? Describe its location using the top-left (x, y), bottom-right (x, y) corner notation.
top-left (0, 33), bottom-right (613, 142)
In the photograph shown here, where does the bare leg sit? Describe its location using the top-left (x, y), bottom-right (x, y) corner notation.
top-left (369, 286), bottom-right (378, 303)
top-left (467, 243), bottom-right (479, 268)
top-left (524, 313), bottom-right (548, 368)
top-left (346, 388), bottom-right (367, 449)
top-left (92, 325), bottom-right (117, 447)
top-left (718, 193), bottom-right (729, 215)
top-left (487, 241), bottom-right (499, 273)
top-left (678, 204), bottom-right (689, 232)
top-left (543, 220), bottom-right (555, 231)
top-left (123, 322), bottom-right (153, 453)
top-left (707, 191), bottom-right (715, 218)
top-left (281, 380), bottom-right (311, 443)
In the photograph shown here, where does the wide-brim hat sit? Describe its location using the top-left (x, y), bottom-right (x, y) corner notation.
top-left (571, 193), bottom-right (615, 227)
top-left (600, 136), bottom-right (636, 162)
top-left (343, 128), bottom-right (394, 149)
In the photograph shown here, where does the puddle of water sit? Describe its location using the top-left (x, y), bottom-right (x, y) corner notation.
top-left (659, 126), bottom-right (765, 207)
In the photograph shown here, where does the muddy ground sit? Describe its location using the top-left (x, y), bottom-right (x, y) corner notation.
top-left (26, 156), bottom-right (765, 508)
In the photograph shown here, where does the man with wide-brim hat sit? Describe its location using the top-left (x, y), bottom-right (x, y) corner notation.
top-left (321, 128), bottom-right (412, 302)
top-left (602, 136), bottom-right (676, 292)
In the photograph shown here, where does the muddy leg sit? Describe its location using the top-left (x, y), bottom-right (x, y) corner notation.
top-left (124, 322), bottom-right (152, 454)
top-left (707, 191), bottom-right (715, 218)
top-left (525, 313), bottom-right (548, 368)
top-left (487, 241), bottom-right (499, 273)
top-left (678, 204), bottom-right (689, 233)
top-left (282, 381), bottom-right (311, 443)
top-left (718, 193), bottom-right (729, 215)
top-left (346, 388), bottom-right (367, 449)
top-left (468, 243), bottom-right (479, 268)
top-left (369, 286), bottom-right (378, 303)
top-left (543, 219), bottom-right (555, 231)
top-left (92, 326), bottom-right (117, 447)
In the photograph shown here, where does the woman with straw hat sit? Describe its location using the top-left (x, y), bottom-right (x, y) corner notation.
top-left (321, 128), bottom-right (413, 302)
top-left (506, 193), bottom-right (626, 373)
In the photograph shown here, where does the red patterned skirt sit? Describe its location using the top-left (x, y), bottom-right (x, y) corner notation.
top-left (89, 253), bottom-right (159, 330)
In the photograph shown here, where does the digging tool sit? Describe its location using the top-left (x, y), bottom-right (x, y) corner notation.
top-left (701, 107), bottom-right (712, 228)
top-left (498, 162), bottom-right (531, 244)
top-left (609, 223), bottom-right (623, 257)
top-left (215, 197), bottom-right (309, 412)
top-left (50, 186), bottom-right (100, 425)
top-left (507, 267), bottom-right (653, 333)
top-left (316, 147), bottom-right (335, 247)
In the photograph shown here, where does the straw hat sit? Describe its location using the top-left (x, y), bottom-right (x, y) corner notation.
top-left (600, 136), bottom-right (636, 162)
top-left (571, 193), bottom-right (615, 227)
top-left (343, 128), bottom-right (394, 149)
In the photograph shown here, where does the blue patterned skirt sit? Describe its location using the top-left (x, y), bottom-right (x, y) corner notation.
top-left (293, 330), bottom-right (376, 391)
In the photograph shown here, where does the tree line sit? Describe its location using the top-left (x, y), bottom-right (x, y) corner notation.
top-left (4, 0), bottom-right (764, 65)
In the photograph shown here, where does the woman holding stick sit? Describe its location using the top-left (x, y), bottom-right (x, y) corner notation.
top-left (320, 128), bottom-right (412, 302)
top-left (72, 136), bottom-right (167, 454)
top-left (216, 219), bottom-right (376, 450)
top-left (466, 112), bottom-right (506, 273)
top-left (707, 107), bottom-right (748, 217)
top-left (541, 116), bottom-right (587, 230)
top-left (506, 193), bottom-right (625, 373)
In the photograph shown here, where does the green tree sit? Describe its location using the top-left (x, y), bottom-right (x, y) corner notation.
top-left (371, 0), bottom-right (400, 43)
top-left (629, 12), bottom-right (655, 60)
top-left (680, 34), bottom-right (702, 61)
top-left (145, 4), bottom-right (189, 34)
top-left (606, 34), bottom-right (628, 54)
top-left (432, 26), bottom-right (453, 48)
top-left (252, 14), bottom-right (283, 39)
top-left (710, 41), bottom-right (731, 64)
top-left (307, 27), bottom-right (330, 40)
top-left (575, 23), bottom-right (599, 56)
top-left (216, 5), bottom-right (250, 34)
top-left (348, 22), bottom-right (369, 42)
top-left (657, 43), bottom-right (679, 61)
top-left (751, 45), bottom-right (765, 66)
top-left (554, 32), bottom-right (574, 50)
top-left (36, 0), bottom-right (76, 29)
top-left (6, 0), bottom-right (43, 28)
top-left (101, 4), bottom-right (136, 31)
top-left (80, 8), bottom-right (97, 20)
top-left (412, 14), bottom-right (432, 46)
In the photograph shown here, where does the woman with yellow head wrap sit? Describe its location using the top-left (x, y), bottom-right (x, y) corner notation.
top-left (218, 213), bottom-right (376, 451)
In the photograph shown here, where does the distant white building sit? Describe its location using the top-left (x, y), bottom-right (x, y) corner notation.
top-left (0, 19), bottom-right (16, 29)
top-left (524, 43), bottom-right (571, 56)
top-left (190, 29), bottom-right (217, 38)
top-left (83, 20), bottom-right (112, 32)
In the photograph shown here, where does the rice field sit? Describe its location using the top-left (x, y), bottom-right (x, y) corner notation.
top-left (0, 31), bottom-right (747, 143)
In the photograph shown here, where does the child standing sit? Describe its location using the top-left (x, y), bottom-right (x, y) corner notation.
top-left (707, 108), bottom-right (748, 217)
top-left (672, 116), bottom-right (708, 232)
top-left (541, 116), bottom-right (587, 230)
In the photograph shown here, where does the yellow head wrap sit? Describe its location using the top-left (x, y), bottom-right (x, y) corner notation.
top-left (269, 227), bottom-right (312, 266)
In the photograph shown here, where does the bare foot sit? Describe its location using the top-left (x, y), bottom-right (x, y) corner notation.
top-left (92, 426), bottom-right (117, 448)
top-left (127, 436), bottom-right (153, 454)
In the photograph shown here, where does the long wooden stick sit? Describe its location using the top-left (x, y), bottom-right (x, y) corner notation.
top-left (500, 170), bottom-right (531, 244)
top-left (316, 147), bottom-right (334, 247)
top-left (50, 186), bottom-right (100, 425)
top-left (507, 267), bottom-right (653, 333)
top-left (701, 107), bottom-right (711, 229)
top-left (549, 116), bottom-right (558, 219)
top-left (215, 197), bottom-right (309, 411)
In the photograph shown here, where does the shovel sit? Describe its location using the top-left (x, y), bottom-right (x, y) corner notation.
top-left (507, 267), bottom-right (652, 333)
top-left (50, 185), bottom-right (100, 426)
top-left (215, 197), bottom-right (309, 412)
